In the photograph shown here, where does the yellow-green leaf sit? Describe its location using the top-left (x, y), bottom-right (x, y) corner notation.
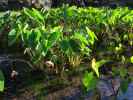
top-left (91, 58), bottom-right (109, 77)
top-left (130, 56), bottom-right (133, 63)
top-left (82, 71), bottom-right (97, 91)
top-left (0, 70), bottom-right (4, 92)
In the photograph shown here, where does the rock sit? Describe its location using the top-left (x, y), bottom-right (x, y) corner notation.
top-left (0, 54), bottom-right (31, 93)
top-left (0, 0), bottom-right (52, 10)
top-left (0, 0), bottom-right (8, 10)
top-left (97, 77), bottom-right (120, 100)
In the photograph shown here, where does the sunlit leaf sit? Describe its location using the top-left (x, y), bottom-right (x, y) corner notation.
top-left (130, 56), bottom-right (133, 64)
top-left (8, 29), bottom-right (17, 46)
top-left (32, 8), bottom-right (44, 21)
top-left (86, 27), bottom-right (98, 40)
top-left (0, 70), bottom-right (4, 92)
top-left (82, 71), bottom-right (97, 91)
top-left (92, 58), bottom-right (109, 77)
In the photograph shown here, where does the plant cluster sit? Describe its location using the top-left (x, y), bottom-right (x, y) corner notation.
top-left (0, 6), bottom-right (133, 95)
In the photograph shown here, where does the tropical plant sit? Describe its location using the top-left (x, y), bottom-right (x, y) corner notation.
top-left (8, 8), bottom-right (63, 65)
top-left (82, 58), bottom-right (109, 91)
top-left (2, 6), bottom-right (133, 95)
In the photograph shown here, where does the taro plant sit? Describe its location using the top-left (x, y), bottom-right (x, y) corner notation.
top-left (82, 58), bottom-right (109, 91)
top-left (59, 27), bottom-right (97, 68)
top-left (8, 7), bottom-right (99, 72)
top-left (5, 6), bottom-right (133, 83)
top-left (2, 6), bottom-right (133, 96)
top-left (8, 8), bottom-right (63, 66)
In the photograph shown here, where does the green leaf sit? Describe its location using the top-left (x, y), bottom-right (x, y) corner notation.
top-left (96, 59), bottom-right (109, 69)
top-left (119, 67), bottom-right (127, 78)
top-left (74, 33), bottom-right (88, 45)
top-left (130, 56), bottom-right (133, 63)
top-left (47, 32), bottom-right (60, 49)
top-left (82, 72), bottom-right (97, 91)
top-left (129, 33), bottom-right (133, 39)
top-left (92, 58), bottom-right (109, 77)
top-left (23, 8), bottom-right (34, 19)
top-left (69, 39), bottom-right (81, 53)
top-left (8, 29), bottom-right (16, 36)
top-left (28, 31), bottom-right (37, 48)
top-left (86, 27), bottom-right (98, 40)
top-left (60, 39), bottom-right (70, 52)
top-left (120, 80), bottom-right (129, 93)
top-left (35, 29), bottom-right (41, 42)
top-left (23, 8), bottom-right (43, 23)
top-left (92, 58), bottom-right (99, 77)
top-left (8, 29), bottom-right (17, 46)
top-left (32, 8), bottom-right (44, 21)
top-left (42, 40), bottom-right (48, 56)
top-left (0, 70), bottom-right (4, 92)
top-left (67, 8), bottom-right (74, 17)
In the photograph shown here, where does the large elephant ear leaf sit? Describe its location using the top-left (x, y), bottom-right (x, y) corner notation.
top-left (69, 39), bottom-right (81, 53)
top-left (47, 31), bottom-right (60, 49)
top-left (0, 70), bottom-right (4, 92)
top-left (60, 39), bottom-right (70, 52)
top-left (47, 26), bottom-right (62, 48)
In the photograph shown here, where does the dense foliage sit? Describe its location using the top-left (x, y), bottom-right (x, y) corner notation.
top-left (0, 6), bottom-right (133, 95)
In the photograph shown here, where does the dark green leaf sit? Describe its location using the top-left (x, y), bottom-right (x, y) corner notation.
top-left (69, 39), bottom-right (81, 53)
top-left (60, 39), bottom-right (70, 52)
top-left (28, 31), bottom-right (37, 48)
top-left (47, 32), bottom-right (60, 49)
top-left (121, 80), bottom-right (129, 93)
